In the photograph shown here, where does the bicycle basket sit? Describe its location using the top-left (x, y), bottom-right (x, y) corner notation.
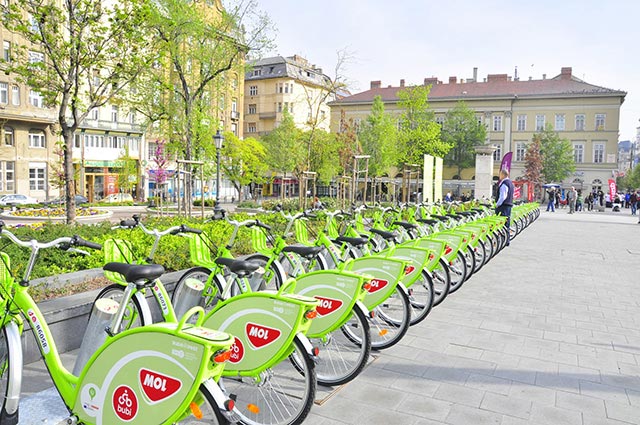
top-left (103, 239), bottom-right (134, 284)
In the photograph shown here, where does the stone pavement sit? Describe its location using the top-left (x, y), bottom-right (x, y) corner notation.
top-left (19, 208), bottom-right (640, 424)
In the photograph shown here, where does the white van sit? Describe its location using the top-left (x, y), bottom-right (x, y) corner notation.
top-left (103, 193), bottom-right (134, 203)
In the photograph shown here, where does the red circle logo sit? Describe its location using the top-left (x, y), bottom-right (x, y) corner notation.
top-left (113, 385), bottom-right (138, 421)
top-left (229, 337), bottom-right (245, 364)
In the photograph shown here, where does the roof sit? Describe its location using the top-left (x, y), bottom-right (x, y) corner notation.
top-left (246, 55), bottom-right (331, 86)
top-left (331, 70), bottom-right (627, 105)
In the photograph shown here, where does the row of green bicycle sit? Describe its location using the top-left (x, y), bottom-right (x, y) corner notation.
top-left (0, 200), bottom-right (539, 425)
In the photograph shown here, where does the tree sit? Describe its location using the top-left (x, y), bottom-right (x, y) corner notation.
top-left (3, 0), bottom-right (154, 223)
top-left (397, 85), bottom-right (449, 165)
top-left (262, 108), bottom-right (304, 199)
top-left (538, 125), bottom-right (575, 183)
top-left (150, 139), bottom-right (171, 213)
top-left (359, 96), bottom-right (398, 178)
top-left (622, 166), bottom-right (640, 190)
top-left (221, 132), bottom-right (267, 201)
top-left (524, 134), bottom-right (543, 199)
top-left (442, 101), bottom-right (486, 177)
top-left (116, 146), bottom-right (138, 195)
top-left (133, 0), bottom-right (273, 212)
top-left (306, 129), bottom-right (341, 184)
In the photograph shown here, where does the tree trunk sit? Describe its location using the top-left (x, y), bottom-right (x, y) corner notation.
top-left (63, 131), bottom-right (77, 224)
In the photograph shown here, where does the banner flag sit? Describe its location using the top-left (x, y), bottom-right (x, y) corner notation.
top-left (608, 179), bottom-right (617, 202)
top-left (500, 152), bottom-right (513, 173)
top-left (434, 157), bottom-right (443, 202)
top-left (423, 155), bottom-right (434, 203)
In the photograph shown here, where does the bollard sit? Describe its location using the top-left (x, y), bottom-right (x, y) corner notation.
top-left (172, 278), bottom-right (205, 320)
top-left (73, 298), bottom-right (119, 376)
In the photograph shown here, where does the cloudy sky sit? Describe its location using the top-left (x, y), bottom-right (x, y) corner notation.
top-left (252, 0), bottom-right (639, 141)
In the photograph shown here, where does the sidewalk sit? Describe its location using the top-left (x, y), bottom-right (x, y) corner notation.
top-left (20, 208), bottom-right (640, 424)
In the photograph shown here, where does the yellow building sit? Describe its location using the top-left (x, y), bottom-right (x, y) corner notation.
top-left (329, 67), bottom-right (626, 193)
top-left (244, 55), bottom-right (333, 136)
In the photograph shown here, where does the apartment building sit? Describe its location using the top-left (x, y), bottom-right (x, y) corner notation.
top-left (329, 67), bottom-right (626, 193)
top-left (244, 55), bottom-right (333, 136)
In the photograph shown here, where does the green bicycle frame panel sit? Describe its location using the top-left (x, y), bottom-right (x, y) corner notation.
top-left (345, 256), bottom-right (407, 311)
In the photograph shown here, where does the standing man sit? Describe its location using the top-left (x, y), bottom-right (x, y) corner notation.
top-left (567, 186), bottom-right (577, 214)
top-left (546, 187), bottom-right (556, 212)
top-left (495, 169), bottom-right (514, 246)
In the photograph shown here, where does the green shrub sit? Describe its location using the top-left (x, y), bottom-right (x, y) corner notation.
top-left (193, 199), bottom-right (216, 207)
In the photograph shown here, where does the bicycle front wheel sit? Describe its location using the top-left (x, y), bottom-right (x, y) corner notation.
top-left (407, 270), bottom-right (434, 326)
top-left (176, 384), bottom-right (227, 424)
top-left (368, 285), bottom-right (411, 350)
top-left (173, 267), bottom-right (222, 312)
top-left (0, 324), bottom-right (19, 424)
top-left (220, 337), bottom-right (316, 425)
top-left (431, 258), bottom-right (451, 307)
top-left (311, 306), bottom-right (371, 386)
top-left (94, 284), bottom-right (146, 330)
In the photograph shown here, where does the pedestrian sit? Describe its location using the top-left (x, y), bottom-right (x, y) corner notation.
top-left (495, 169), bottom-right (514, 246)
top-left (598, 190), bottom-right (604, 207)
top-left (567, 186), bottom-right (577, 214)
top-left (312, 196), bottom-right (323, 209)
top-left (630, 191), bottom-right (637, 215)
top-left (586, 193), bottom-right (593, 211)
top-left (576, 191), bottom-right (583, 212)
top-left (546, 187), bottom-right (556, 212)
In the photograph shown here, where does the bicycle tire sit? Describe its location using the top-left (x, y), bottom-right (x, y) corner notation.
top-left (431, 258), bottom-right (451, 307)
top-left (473, 240), bottom-right (487, 273)
top-left (462, 245), bottom-right (476, 281)
top-left (368, 285), bottom-right (411, 350)
top-left (176, 383), bottom-right (227, 424)
top-left (311, 306), bottom-right (371, 386)
top-left (243, 254), bottom-right (284, 291)
top-left (94, 284), bottom-right (147, 329)
top-left (221, 337), bottom-right (316, 425)
top-left (447, 251), bottom-right (468, 294)
top-left (172, 267), bottom-right (222, 311)
top-left (0, 325), bottom-right (18, 424)
top-left (407, 270), bottom-right (434, 326)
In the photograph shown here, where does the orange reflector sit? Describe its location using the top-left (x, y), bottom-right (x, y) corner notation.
top-left (429, 253), bottom-right (435, 260)
top-left (248, 404), bottom-right (260, 414)
top-left (444, 245), bottom-right (453, 255)
top-left (214, 350), bottom-right (232, 363)
top-left (363, 283), bottom-right (372, 291)
top-left (305, 310), bottom-right (318, 319)
top-left (190, 402), bottom-right (203, 419)
top-left (379, 329), bottom-right (388, 336)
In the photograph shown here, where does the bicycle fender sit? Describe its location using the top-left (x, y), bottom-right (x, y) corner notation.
top-left (4, 321), bottom-right (22, 419)
top-left (202, 378), bottom-right (237, 422)
top-left (294, 333), bottom-right (315, 357)
top-left (354, 300), bottom-right (369, 316)
top-left (133, 292), bottom-right (154, 325)
top-left (396, 282), bottom-right (409, 296)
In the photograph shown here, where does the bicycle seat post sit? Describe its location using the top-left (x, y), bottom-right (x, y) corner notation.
top-left (106, 282), bottom-right (138, 336)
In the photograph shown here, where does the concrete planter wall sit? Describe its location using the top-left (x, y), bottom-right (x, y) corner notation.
top-left (23, 269), bottom-right (184, 364)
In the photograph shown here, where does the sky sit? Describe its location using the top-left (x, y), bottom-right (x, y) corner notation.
top-left (250, 0), bottom-right (639, 141)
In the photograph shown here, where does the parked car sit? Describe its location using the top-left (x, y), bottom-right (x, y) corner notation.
top-left (103, 193), bottom-right (134, 203)
top-left (0, 194), bottom-right (38, 206)
top-left (41, 195), bottom-right (89, 206)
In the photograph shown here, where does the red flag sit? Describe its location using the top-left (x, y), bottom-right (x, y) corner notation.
top-left (608, 179), bottom-right (617, 202)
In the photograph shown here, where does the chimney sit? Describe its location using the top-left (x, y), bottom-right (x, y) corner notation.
top-left (473, 67), bottom-right (478, 82)
top-left (400, 79), bottom-right (405, 87)
top-left (449, 76), bottom-right (457, 84)
top-left (370, 80), bottom-right (381, 89)
top-left (542, 74), bottom-right (547, 80)
top-left (487, 74), bottom-right (508, 83)
top-left (560, 67), bottom-right (572, 80)
top-left (424, 77), bottom-right (439, 86)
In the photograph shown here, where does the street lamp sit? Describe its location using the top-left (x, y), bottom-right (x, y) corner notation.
top-left (213, 130), bottom-right (224, 217)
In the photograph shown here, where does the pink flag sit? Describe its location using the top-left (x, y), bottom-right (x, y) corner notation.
top-left (500, 152), bottom-right (513, 173)
top-left (608, 179), bottom-right (617, 202)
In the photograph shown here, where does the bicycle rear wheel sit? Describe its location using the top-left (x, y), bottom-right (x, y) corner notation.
top-left (368, 285), bottom-right (411, 350)
top-left (431, 258), bottom-right (451, 307)
top-left (172, 267), bottom-right (222, 311)
top-left (220, 337), bottom-right (316, 425)
top-left (311, 306), bottom-right (371, 386)
top-left (176, 383), bottom-right (227, 424)
top-left (407, 270), bottom-right (434, 325)
top-left (447, 251), bottom-right (468, 294)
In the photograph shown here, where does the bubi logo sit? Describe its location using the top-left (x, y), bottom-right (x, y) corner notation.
top-left (314, 296), bottom-right (343, 317)
top-left (113, 385), bottom-right (138, 421)
top-left (245, 323), bottom-right (282, 349)
top-left (139, 369), bottom-right (182, 403)
top-left (229, 337), bottom-right (245, 363)
top-left (404, 265), bottom-right (416, 275)
top-left (366, 278), bottom-right (389, 293)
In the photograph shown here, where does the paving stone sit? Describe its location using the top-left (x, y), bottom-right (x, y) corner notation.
top-left (480, 392), bottom-right (532, 419)
top-left (465, 373), bottom-right (512, 395)
top-left (555, 390), bottom-right (607, 418)
top-left (433, 382), bottom-right (485, 407)
top-left (396, 394), bottom-right (453, 422)
top-left (580, 381), bottom-right (631, 404)
top-left (604, 399), bottom-right (640, 423)
top-left (444, 403), bottom-right (502, 425)
top-left (529, 403), bottom-right (583, 425)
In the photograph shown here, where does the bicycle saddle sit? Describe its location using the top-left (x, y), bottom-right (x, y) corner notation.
top-left (335, 236), bottom-right (368, 247)
top-left (215, 257), bottom-right (261, 277)
top-left (417, 218), bottom-right (439, 225)
top-left (369, 228), bottom-right (397, 242)
top-left (392, 221), bottom-right (418, 230)
top-left (103, 262), bottom-right (165, 285)
top-left (282, 245), bottom-right (323, 259)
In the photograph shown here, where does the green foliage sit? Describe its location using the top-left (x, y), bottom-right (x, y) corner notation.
top-left (192, 199), bottom-right (216, 207)
top-left (442, 101), bottom-right (486, 176)
top-left (261, 108), bottom-right (305, 178)
top-left (117, 146), bottom-right (139, 194)
top-left (307, 130), bottom-right (341, 184)
top-left (622, 165), bottom-right (640, 189)
top-left (524, 134), bottom-right (543, 185)
top-left (397, 85), bottom-right (449, 164)
top-left (537, 125), bottom-right (576, 183)
top-left (221, 132), bottom-right (268, 201)
top-left (359, 96), bottom-right (398, 177)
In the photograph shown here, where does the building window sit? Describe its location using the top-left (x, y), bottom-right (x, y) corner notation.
top-left (29, 164), bottom-right (46, 190)
top-left (247, 122), bottom-right (256, 133)
top-left (3, 126), bottom-right (13, 146)
top-left (277, 102), bottom-right (282, 113)
top-left (249, 85), bottom-right (258, 96)
top-left (435, 116), bottom-right (445, 127)
top-left (2, 40), bottom-right (10, 62)
top-left (492, 144), bottom-right (502, 161)
top-left (248, 104), bottom-right (256, 114)
top-left (28, 130), bottom-right (45, 148)
top-left (111, 106), bottom-right (118, 122)
top-left (277, 83), bottom-right (283, 94)
top-left (573, 143), bottom-right (584, 163)
top-left (231, 123), bottom-right (237, 136)
top-left (284, 83), bottom-right (289, 94)
top-left (252, 69), bottom-right (261, 77)
top-left (91, 107), bottom-right (99, 120)
top-left (231, 98), bottom-right (237, 112)
top-left (219, 94), bottom-right (225, 110)
top-left (493, 115), bottom-right (502, 131)
top-left (28, 50), bottom-right (43, 64)
top-left (516, 115), bottom-right (526, 131)
top-left (0, 161), bottom-right (14, 191)
top-left (10, 85), bottom-right (18, 105)
top-left (0, 82), bottom-right (7, 104)
top-left (595, 114), bottom-right (605, 131)
top-left (129, 110), bottom-right (136, 124)
top-left (29, 90), bottom-right (43, 107)
top-left (535, 115), bottom-right (545, 131)
top-left (515, 142), bottom-right (526, 161)
top-left (593, 143), bottom-right (605, 163)
top-left (555, 114), bottom-right (565, 131)
top-left (575, 114), bottom-right (585, 131)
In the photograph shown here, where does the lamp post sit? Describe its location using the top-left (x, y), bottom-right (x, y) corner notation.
top-left (213, 130), bottom-right (224, 215)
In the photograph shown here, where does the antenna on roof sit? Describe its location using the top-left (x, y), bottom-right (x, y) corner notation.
top-left (514, 66), bottom-right (519, 81)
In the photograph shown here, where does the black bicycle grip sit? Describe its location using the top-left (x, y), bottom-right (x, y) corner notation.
top-left (179, 225), bottom-right (202, 234)
top-left (73, 236), bottom-right (102, 250)
top-left (255, 220), bottom-right (272, 231)
top-left (120, 219), bottom-right (138, 228)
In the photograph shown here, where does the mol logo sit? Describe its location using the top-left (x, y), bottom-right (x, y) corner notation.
top-left (139, 369), bottom-right (182, 403)
top-left (404, 265), bottom-right (416, 275)
top-left (314, 296), bottom-right (343, 317)
top-left (245, 323), bottom-right (282, 349)
top-left (229, 337), bottom-right (245, 364)
top-left (366, 278), bottom-right (389, 294)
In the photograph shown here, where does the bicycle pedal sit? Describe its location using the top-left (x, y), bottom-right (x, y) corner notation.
top-left (56, 417), bottom-right (78, 425)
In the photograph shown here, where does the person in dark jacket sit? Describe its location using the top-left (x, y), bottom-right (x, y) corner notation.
top-left (495, 169), bottom-right (514, 246)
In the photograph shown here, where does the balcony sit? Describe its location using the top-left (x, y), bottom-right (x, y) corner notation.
top-left (259, 111), bottom-right (276, 119)
top-left (80, 119), bottom-right (145, 134)
top-left (230, 111), bottom-right (240, 121)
